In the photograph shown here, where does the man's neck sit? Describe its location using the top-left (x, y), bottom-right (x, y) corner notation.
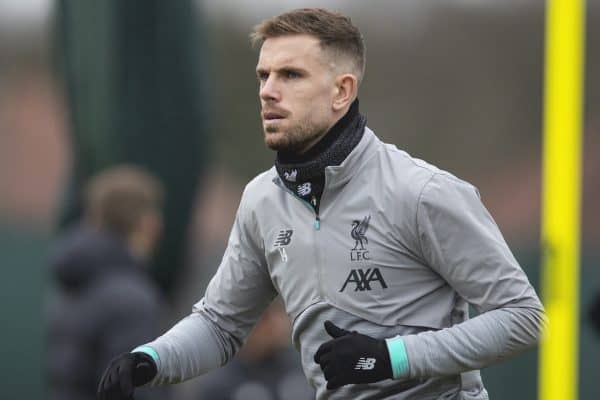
top-left (296, 106), bottom-right (352, 156)
top-left (277, 99), bottom-right (360, 164)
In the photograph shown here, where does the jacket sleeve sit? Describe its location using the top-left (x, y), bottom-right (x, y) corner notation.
top-left (399, 172), bottom-right (546, 379)
top-left (141, 187), bottom-right (277, 384)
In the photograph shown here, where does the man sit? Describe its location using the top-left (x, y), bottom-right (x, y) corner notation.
top-left (46, 165), bottom-right (166, 400)
top-left (98, 8), bottom-right (545, 400)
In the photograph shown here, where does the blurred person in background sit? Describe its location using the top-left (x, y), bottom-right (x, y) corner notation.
top-left (190, 300), bottom-right (314, 400)
top-left (45, 165), bottom-right (167, 400)
top-left (97, 8), bottom-right (544, 400)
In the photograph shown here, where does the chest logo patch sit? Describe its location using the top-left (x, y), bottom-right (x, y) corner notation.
top-left (350, 215), bottom-right (371, 261)
top-left (274, 229), bottom-right (293, 247)
top-left (351, 215), bottom-right (370, 250)
top-left (274, 229), bottom-right (293, 262)
top-left (339, 268), bottom-right (388, 292)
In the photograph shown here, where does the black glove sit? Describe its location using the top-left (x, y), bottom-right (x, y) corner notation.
top-left (314, 320), bottom-right (392, 390)
top-left (97, 352), bottom-right (157, 400)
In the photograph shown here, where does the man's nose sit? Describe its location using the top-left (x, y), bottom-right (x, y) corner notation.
top-left (260, 76), bottom-right (281, 102)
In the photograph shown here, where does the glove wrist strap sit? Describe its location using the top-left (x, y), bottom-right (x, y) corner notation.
top-left (133, 345), bottom-right (160, 370)
top-left (385, 337), bottom-right (409, 379)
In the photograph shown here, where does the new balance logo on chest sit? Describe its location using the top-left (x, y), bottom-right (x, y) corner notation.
top-left (274, 230), bottom-right (293, 247)
top-left (274, 229), bottom-right (293, 262)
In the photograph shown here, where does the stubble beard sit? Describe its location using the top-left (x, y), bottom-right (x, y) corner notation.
top-left (264, 116), bottom-right (328, 154)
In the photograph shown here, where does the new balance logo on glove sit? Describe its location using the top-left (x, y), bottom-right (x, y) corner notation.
top-left (354, 357), bottom-right (376, 370)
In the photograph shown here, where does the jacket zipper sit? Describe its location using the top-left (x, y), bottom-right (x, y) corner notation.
top-left (310, 195), bottom-right (321, 230)
top-left (276, 180), bottom-right (324, 300)
top-left (280, 186), bottom-right (321, 230)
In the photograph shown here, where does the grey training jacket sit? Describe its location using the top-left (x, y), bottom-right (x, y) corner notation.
top-left (142, 128), bottom-right (545, 399)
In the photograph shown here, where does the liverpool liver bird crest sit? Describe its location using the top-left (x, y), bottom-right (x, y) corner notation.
top-left (351, 215), bottom-right (371, 251)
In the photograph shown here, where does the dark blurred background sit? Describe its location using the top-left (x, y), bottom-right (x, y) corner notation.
top-left (1, 1), bottom-right (599, 399)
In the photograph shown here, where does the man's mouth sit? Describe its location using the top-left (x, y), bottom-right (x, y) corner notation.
top-left (262, 111), bottom-right (287, 121)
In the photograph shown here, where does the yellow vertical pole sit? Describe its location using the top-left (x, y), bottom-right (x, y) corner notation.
top-left (539, 0), bottom-right (585, 399)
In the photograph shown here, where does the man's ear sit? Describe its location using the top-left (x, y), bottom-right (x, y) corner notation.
top-left (332, 73), bottom-right (358, 112)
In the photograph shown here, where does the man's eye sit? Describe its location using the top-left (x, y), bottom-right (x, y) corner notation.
top-left (285, 71), bottom-right (300, 79)
top-left (257, 73), bottom-right (269, 81)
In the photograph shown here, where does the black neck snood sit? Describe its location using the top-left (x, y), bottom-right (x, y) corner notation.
top-left (275, 99), bottom-right (366, 213)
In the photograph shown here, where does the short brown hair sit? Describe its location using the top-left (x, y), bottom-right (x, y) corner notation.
top-left (250, 8), bottom-right (365, 82)
top-left (84, 165), bottom-right (164, 238)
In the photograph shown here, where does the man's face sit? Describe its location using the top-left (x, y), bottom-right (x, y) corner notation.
top-left (256, 35), bottom-right (338, 153)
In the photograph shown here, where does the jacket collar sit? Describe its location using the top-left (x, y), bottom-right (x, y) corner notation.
top-left (323, 127), bottom-right (381, 191)
top-left (272, 127), bottom-right (381, 192)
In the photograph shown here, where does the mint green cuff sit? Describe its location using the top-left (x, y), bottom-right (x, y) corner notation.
top-left (385, 337), bottom-right (409, 379)
top-left (132, 345), bottom-right (160, 369)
